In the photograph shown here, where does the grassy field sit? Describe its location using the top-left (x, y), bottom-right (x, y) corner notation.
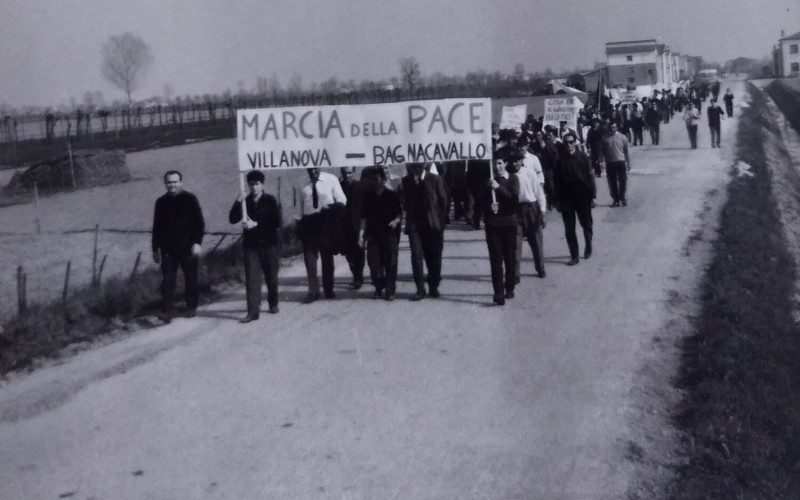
top-left (664, 83), bottom-right (800, 498)
top-left (0, 139), bottom-right (404, 320)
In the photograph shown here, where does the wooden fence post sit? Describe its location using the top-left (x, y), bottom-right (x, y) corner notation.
top-left (67, 140), bottom-right (77, 189)
top-left (62, 261), bottom-right (71, 304)
top-left (17, 265), bottom-right (27, 315)
top-left (92, 224), bottom-right (99, 285)
top-left (33, 181), bottom-right (41, 235)
top-left (96, 255), bottom-right (107, 286)
top-left (129, 252), bottom-right (142, 283)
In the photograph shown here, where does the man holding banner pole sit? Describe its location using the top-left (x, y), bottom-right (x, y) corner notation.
top-left (229, 170), bottom-right (282, 322)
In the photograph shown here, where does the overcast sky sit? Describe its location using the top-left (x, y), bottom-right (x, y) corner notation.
top-left (1, 0), bottom-right (796, 108)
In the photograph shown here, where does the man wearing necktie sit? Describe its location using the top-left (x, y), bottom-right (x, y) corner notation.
top-left (299, 167), bottom-right (347, 303)
top-left (400, 162), bottom-right (448, 301)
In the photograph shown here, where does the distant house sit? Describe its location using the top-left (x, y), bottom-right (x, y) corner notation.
top-left (605, 39), bottom-right (691, 90)
top-left (773, 30), bottom-right (800, 77)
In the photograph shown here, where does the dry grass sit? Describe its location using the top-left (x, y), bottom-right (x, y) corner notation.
top-left (665, 84), bottom-right (800, 499)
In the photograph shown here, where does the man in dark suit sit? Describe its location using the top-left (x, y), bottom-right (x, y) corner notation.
top-left (339, 167), bottom-right (365, 290)
top-left (151, 170), bottom-right (205, 322)
top-left (401, 162), bottom-right (449, 300)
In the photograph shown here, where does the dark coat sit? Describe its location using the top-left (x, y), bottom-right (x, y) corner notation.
top-left (152, 190), bottom-right (205, 257)
top-left (400, 173), bottom-right (448, 234)
top-left (228, 193), bottom-right (282, 248)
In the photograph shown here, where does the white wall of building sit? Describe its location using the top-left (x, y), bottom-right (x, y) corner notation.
top-left (607, 50), bottom-right (658, 66)
top-left (782, 39), bottom-right (800, 76)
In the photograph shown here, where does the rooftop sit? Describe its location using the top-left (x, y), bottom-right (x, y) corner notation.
top-left (780, 30), bottom-right (800, 41)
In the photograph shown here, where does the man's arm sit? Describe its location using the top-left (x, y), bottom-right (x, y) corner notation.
top-left (151, 199), bottom-right (162, 263)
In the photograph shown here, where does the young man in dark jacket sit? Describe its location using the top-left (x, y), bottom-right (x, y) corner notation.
top-left (229, 170), bottom-right (282, 322)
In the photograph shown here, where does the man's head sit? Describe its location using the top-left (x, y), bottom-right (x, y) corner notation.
top-left (591, 119), bottom-right (600, 129)
top-left (408, 162), bottom-right (425, 177)
top-left (340, 166), bottom-right (355, 180)
top-left (164, 170), bottom-right (183, 196)
top-left (307, 167), bottom-right (320, 182)
top-left (246, 170), bottom-right (265, 196)
top-left (563, 132), bottom-right (579, 153)
top-left (609, 122), bottom-right (619, 134)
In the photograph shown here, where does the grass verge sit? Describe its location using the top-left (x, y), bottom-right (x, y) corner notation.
top-left (665, 84), bottom-right (800, 498)
top-left (0, 224), bottom-right (302, 376)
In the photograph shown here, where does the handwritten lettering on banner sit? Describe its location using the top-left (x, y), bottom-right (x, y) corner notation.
top-left (543, 97), bottom-right (582, 130)
top-left (499, 104), bottom-right (527, 131)
top-left (237, 98), bottom-right (493, 171)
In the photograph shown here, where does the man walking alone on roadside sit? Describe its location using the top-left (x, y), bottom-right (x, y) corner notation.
top-left (601, 122), bottom-right (631, 207)
top-left (723, 88), bottom-right (734, 118)
top-left (707, 99), bottom-right (724, 148)
top-left (553, 133), bottom-right (596, 266)
top-left (229, 170), bottom-right (282, 323)
top-left (152, 170), bottom-right (205, 322)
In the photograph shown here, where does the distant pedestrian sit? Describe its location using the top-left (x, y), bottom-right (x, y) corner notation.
top-left (151, 170), bottom-right (205, 322)
top-left (298, 167), bottom-right (347, 303)
top-left (228, 170), bottom-right (282, 323)
top-left (683, 103), bottom-right (701, 149)
top-left (630, 103), bottom-right (644, 146)
top-left (601, 122), bottom-right (631, 207)
top-left (586, 119), bottom-right (605, 177)
top-left (723, 89), bottom-right (734, 117)
top-left (553, 132), bottom-right (596, 265)
top-left (707, 99), bottom-right (724, 148)
top-left (644, 102), bottom-right (662, 145)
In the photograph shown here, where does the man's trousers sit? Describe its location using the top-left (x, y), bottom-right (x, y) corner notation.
top-left (243, 244), bottom-right (280, 315)
top-left (407, 229), bottom-right (443, 293)
top-left (160, 251), bottom-right (199, 312)
top-left (516, 202), bottom-right (545, 279)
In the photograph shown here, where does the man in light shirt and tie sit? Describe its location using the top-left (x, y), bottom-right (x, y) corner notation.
top-left (299, 167), bottom-right (347, 303)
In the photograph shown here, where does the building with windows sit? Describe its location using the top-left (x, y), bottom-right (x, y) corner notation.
top-left (773, 30), bottom-right (800, 77)
top-left (605, 39), bottom-right (694, 90)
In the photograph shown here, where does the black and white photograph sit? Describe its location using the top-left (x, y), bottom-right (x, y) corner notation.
top-left (1, 0), bottom-right (799, 498)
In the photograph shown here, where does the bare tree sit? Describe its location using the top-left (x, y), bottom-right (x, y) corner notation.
top-left (288, 73), bottom-right (303, 95)
top-left (399, 57), bottom-right (421, 93)
top-left (101, 33), bottom-right (154, 106)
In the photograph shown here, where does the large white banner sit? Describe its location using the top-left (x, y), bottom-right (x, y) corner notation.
top-left (543, 96), bottom-right (583, 131)
top-left (237, 98), bottom-right (493, 171)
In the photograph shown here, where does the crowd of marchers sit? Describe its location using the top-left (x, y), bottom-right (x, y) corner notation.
top-left (149, 83), bottom-right (734, 322)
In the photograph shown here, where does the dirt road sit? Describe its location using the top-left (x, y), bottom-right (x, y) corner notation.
top-left (0, 83), bottom-right (742, 499)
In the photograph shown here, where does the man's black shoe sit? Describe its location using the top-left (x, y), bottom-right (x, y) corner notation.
top-left (384, 293), bottom-right (395, 301)
top-left (373, 289), bottom-right (383, 299)
top-left (428, 287), bottom-right (440, 298)
top-left (504, 290), bottom-right (515, 299)
top-left (268, 306), bottom-right (280, 314)
top-left (157, 311), bottom-right (172, 324)
top-left (515, 276), bottom-right (521, 285)
top-left (584, 247), bottom-right (592, 259)
top-left (621, 199), bottom-right (627, 207)
top-left (538, 270), bottom-right (547, 278)
top-left (239, 314), bottom-right (259, 324)
top-left (611, 201), bottom-right (620, 207)
top-left (567, 257), bottom-right (579, 266)
top-left (349, 280), bottom-right (363, 290)
top-left (302, 293), bottom-right (320, 304)
top-left (324, 291), bottom-right (336, 300)
top-left (410, 291), bottom-right (426, 301)
top-left (493, 294), bottom-right (506, 305)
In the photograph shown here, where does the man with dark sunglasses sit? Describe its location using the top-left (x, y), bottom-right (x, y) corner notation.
top-left (553, 132), bottom-right (596, 265)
